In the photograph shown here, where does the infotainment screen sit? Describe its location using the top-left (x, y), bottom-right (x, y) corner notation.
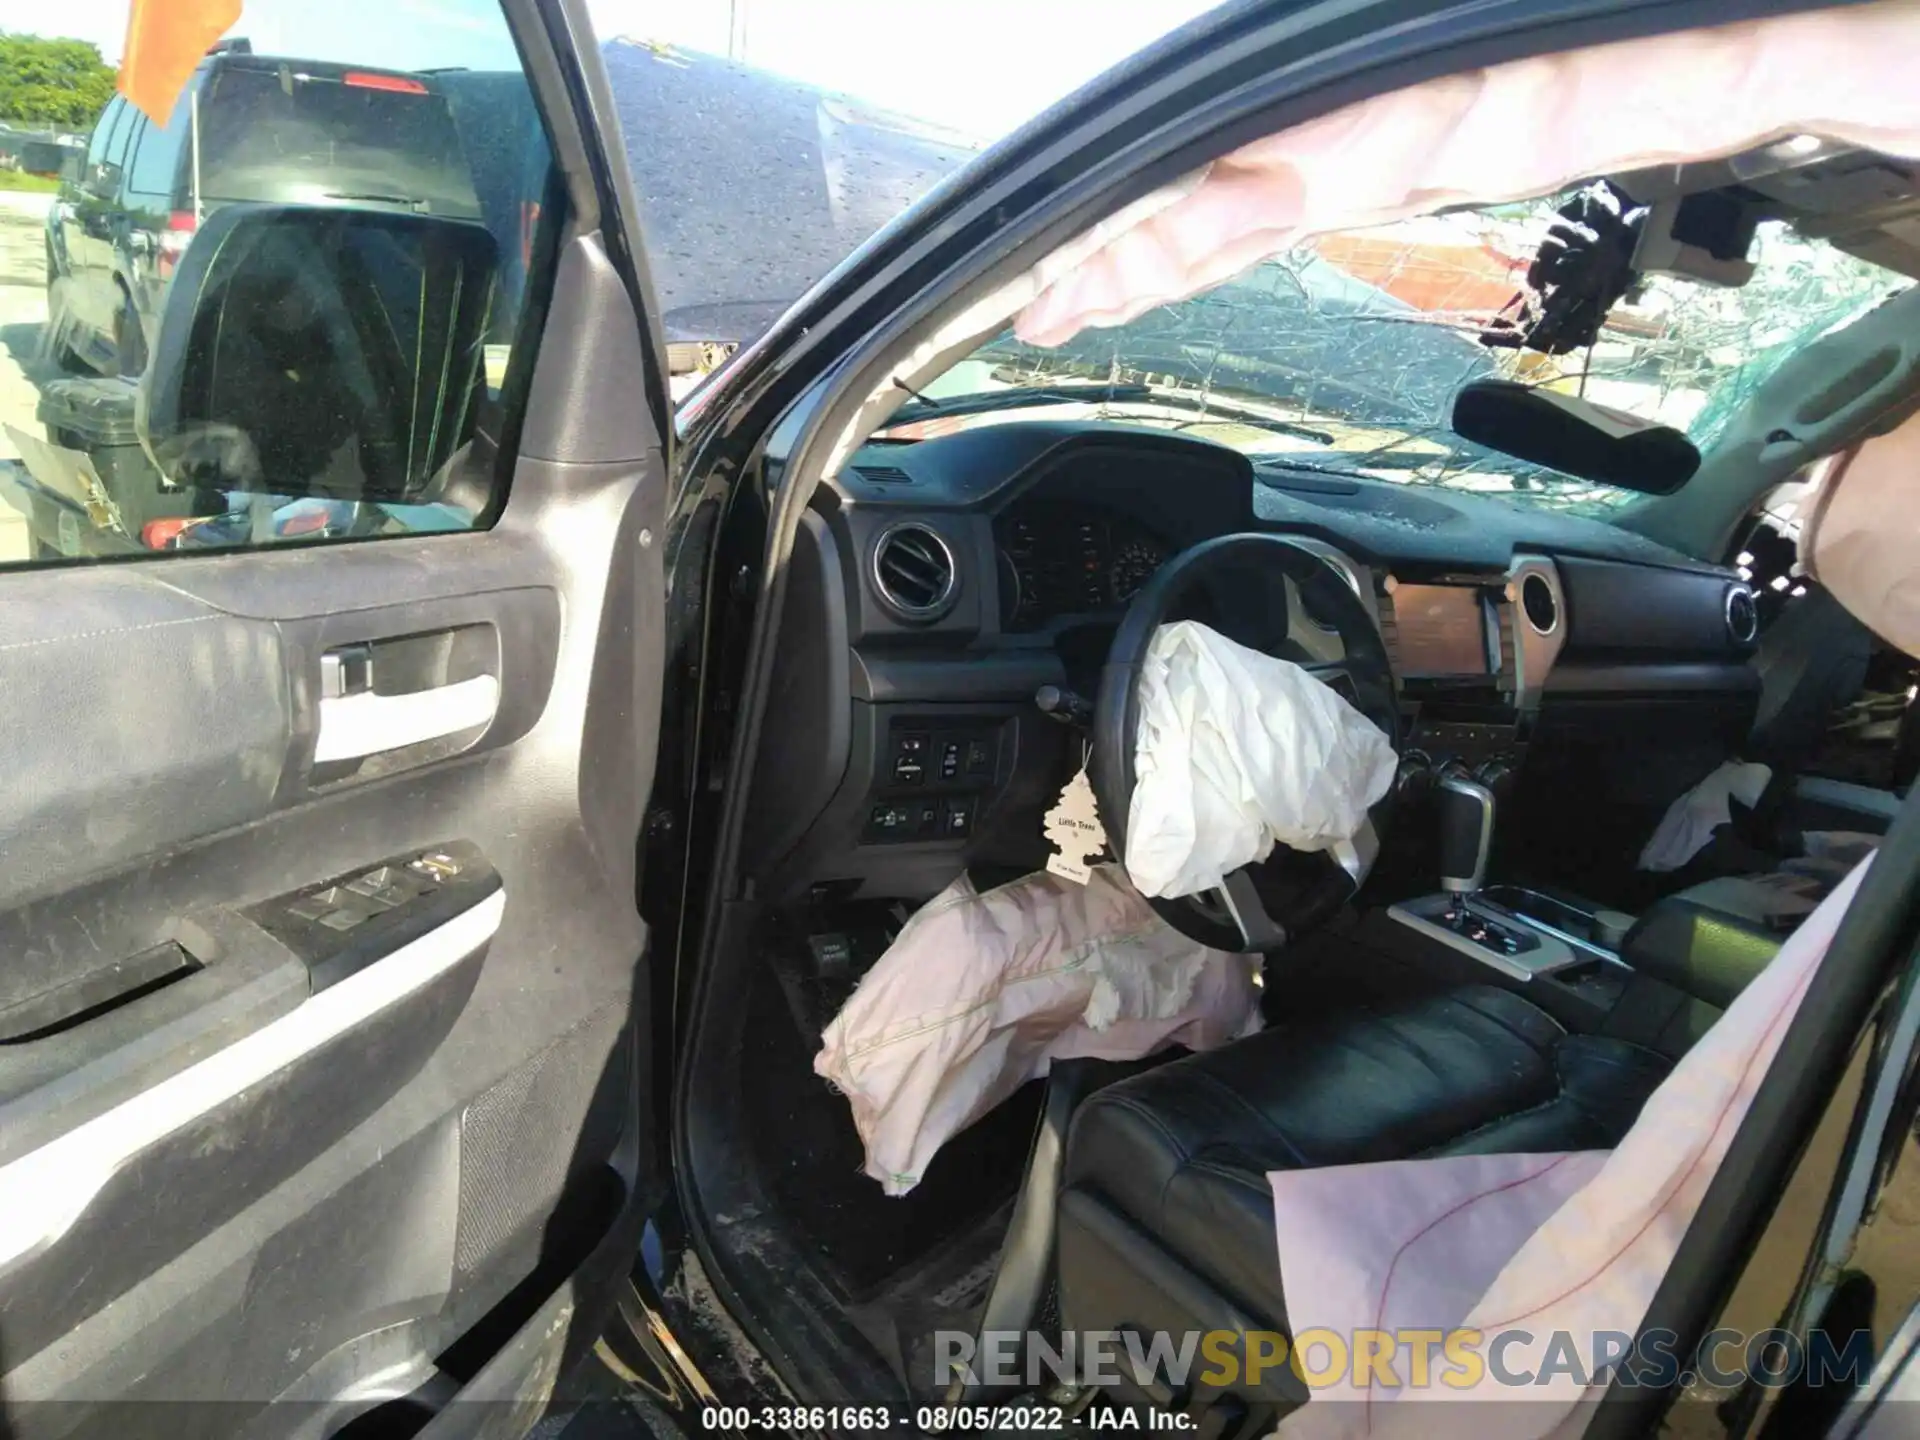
top-left (1394, 584), bottom-right (1492, 677)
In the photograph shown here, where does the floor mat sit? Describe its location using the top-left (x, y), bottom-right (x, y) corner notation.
top-left (846, 1199), bottom-right (1016, 1399)
top-left (741, 960), bottom-right (1040, 1299)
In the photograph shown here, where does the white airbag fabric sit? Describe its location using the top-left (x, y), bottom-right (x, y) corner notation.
top-left (1270, 857), bottom-right (1868, 1440)
top-left (1803, 407), bottom-right (1920, 660)
top-left (1637, 759), bottom-right (1773, 872)
top-left (1010, 1), bottom-right (1920, 348)
top-left (815, 865), bottom-right (1260, 1196)
top-left (1126, 621), bottom-right (1397, 899)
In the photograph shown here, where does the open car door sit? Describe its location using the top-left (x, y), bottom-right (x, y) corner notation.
top-left (0, 2), bottom-right (673, 1436)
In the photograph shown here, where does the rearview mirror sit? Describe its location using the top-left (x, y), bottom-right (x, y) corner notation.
top-left (1451, 379), bottom-right (1700, 494)
top-left (139, 204), bottom-right (499, 505)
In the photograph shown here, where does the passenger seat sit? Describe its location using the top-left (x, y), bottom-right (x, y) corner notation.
top-left (1750, 584), bottom-right (1875, 773)
top-left (1605, 835), bottom-right (1875, 1059)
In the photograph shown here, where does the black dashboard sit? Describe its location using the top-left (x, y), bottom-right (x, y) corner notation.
top-left (744, 420), bottom-right (1763, 902)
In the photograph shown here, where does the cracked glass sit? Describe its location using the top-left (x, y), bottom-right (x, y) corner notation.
top-left (894, 197), bottom-right (1910, 516)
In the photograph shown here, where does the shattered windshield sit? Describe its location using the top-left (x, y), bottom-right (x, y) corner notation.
top-left (895, 201), bottom-right (1906, 515)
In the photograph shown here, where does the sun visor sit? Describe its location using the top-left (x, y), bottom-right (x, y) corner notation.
top-left (1013, 0), bottom-right (1920, 348)
top-left (1802, 409), bottom-right (1920, 658)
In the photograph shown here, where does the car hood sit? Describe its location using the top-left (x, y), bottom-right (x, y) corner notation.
top-left (600, 41), bottom-right (980, 347)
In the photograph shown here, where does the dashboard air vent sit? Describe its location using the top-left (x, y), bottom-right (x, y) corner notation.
top-left (853, 464), bottom-right (914, 486)
top-left (872, 523), bottom-right (957, 620)
top-left (1726, 585), bottom-right (1759, 646)
top-left (1520, 572), bottom-right (1560, 635)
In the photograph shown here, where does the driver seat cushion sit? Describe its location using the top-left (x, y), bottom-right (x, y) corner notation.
top-left (1060, 985), bottom-right (1671, 1330)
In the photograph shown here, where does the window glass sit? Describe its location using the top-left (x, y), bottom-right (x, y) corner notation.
top-left (84, 97), bottom-right (125, 168)
top-left (103, 104), bottom-right (139, 169)
top-left (125, 87), bottom-right (192, 198)
top-left (197, 66), bottom-right (481, 220)
top-left (899, 198), bottom-right (1909, 518)
top-left (3, 0), bottom-right (555, 567)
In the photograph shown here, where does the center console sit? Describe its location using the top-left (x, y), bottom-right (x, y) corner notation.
top-left (1388, 769), bottom-right (1637, 1012)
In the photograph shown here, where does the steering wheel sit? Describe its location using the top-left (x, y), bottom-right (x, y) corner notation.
top-left (1090, 533), bottom-right (1401, 953)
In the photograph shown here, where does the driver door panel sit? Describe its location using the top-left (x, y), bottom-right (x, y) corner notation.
top-left (0, 1), bottom-right (671, 1425)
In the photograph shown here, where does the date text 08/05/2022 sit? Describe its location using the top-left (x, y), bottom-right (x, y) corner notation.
top-left (698, 1405), bottom-right (1171, 1432)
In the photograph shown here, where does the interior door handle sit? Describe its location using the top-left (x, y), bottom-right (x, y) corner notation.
top-left (314, 674), bottom-right (500, 763)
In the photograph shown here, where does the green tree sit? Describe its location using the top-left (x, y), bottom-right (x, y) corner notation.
top-left (0, 33), bottom-right (119, 131)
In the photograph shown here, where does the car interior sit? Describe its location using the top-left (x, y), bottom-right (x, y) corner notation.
top-left (15, 0), bottom-right (1919, 1432)
top-left (673, 129), bottom-right (1920, 1430)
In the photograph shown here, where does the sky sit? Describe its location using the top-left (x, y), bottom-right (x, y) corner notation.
top-left (0, 0), bottom-right (1219, 137)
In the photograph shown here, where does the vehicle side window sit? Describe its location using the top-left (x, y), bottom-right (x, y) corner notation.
top-left (125, 89), bottom-right (194, 200)
top-left (104, 108), bottom-right (140, 172)
top-left (84, 98), bottom-right (125, 170)
top-left (3, 9), bottom-right (559, 568)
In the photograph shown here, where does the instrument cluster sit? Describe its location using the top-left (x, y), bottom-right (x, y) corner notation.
top-left (992, 499), bottom-right (1172, 631)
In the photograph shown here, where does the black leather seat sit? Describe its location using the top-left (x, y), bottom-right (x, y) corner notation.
top-left (1055, 985), bottom-right (1670, 1409)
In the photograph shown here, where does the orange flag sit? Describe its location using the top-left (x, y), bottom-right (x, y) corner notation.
top-left (118, 0), bottom-right (244, 124)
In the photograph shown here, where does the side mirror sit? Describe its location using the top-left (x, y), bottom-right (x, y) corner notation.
top-left (59, 148), bottom-right (86, 185)
top-left (139, 204), bottom-right (499, 505)
top-left (1451, 379), bottom-right (1700, 494)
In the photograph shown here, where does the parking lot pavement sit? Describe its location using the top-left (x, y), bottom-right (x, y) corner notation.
top-left (0, 196), bottom-right (56, 563)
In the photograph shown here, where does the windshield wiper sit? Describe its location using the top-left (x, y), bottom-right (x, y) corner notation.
top-left (890, 383), bottom-right (1156, 422)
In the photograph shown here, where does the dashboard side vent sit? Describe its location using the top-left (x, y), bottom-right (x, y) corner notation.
top-left (1726, 585), bottom-right (1759, 646)
top-left (853, 464), bottom-right (915, 486)
top-left (872, 524), bottom-right (957, 620)
top-left (1520, 572), bottom-right (1560, 635)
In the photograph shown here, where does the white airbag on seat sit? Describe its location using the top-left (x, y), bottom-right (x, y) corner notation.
top-left (1637, 759), bottom-right (1773, 871)
top-left (815, 865), bottom-right (1260, 1197)
top-left (1126, 620), bottom-right (1397, 900)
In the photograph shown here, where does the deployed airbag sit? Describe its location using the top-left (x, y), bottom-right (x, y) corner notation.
top-left (1011, 1), bottom-right (1920, 348)
top-left (1126, 621), bottom-right (1397, 899)
top-left (1637, 759), bottom-right (1773, 872)
top-left (1269, 858), bottom-right (1868, 1438)
top-left (1803, 408), bottom-right (1920, 660)
top-left (815, 865), bottom-right (1260, 1196)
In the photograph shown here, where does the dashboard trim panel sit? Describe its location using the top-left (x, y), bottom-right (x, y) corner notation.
top-left (1504, 554), bottom-right (1569, 714)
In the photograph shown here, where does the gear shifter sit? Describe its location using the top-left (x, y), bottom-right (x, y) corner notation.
top-left (1389, 770), bottom-right (1553, 975)
top-left (1438, 774), bottom-right (1495, 895)
top-left (1435, 774), bottom-right (1527, 956)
